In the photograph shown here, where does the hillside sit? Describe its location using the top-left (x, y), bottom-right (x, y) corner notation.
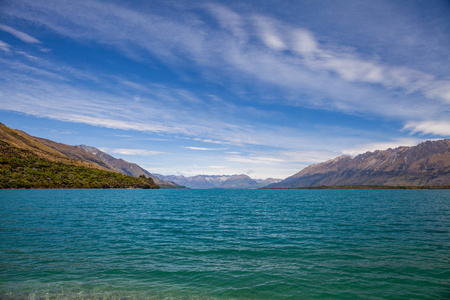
top-left (155, 174), bottom-right (281, 189)
top-left (76, 145), bottom-right (184, 188)
top-left (0, 141), bottom-right (158, 189)
top-left (0, 123), bottom-right (158, 189)
top-left (0, 122), bottom-right (106, 170)
top-left (268, 139), bottom-right (450, 188)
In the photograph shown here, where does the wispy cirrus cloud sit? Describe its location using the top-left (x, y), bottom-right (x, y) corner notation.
top-left (0, 40), bottom-right (12, 53)
top-left (248, 13), bottom-right (450, 104)
top-left (109, 148), bottom-right (162, 156)
top-left (225, 149), bottom-right (339, 166)
top-left (3, 0), bottom-right (449, 117)
top-left (0, 24), bottom-right (50, 52)
top-left (0, 56), bottom-right (319, 150)
top-left (226, 155), bottom-right (286, 164)
top-left (403, 121), bottom-right (450, 136)
top-left (0, 24), bottom-right (42, 44)
top-left (183, 147), bottom-right (226, 151)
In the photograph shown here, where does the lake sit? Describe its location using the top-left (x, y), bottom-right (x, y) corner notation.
top-left (0, 189), bottom-right (449, 299)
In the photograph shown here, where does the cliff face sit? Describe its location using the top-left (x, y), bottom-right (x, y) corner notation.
top-left (269, 140), bottom-right (450, 188)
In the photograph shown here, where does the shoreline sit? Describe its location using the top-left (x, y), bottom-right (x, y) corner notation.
top-left (261, 185), bottom-right (450, 190)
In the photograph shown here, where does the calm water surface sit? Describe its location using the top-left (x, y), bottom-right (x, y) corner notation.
top-left (0, 189), bottom-right (449, 299)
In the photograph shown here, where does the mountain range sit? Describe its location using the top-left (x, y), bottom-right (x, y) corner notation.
top-left (1, 122), bottom-right (449, 189)
top-left (155, 174), bottom-right (281, 189)
top-left (268, 139), bottom-right (450, 188)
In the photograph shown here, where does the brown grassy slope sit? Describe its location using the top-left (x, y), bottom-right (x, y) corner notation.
top-left (34, 137), bottom-right (119, 172)
top-left (0, 123), bottom-right (106, 170)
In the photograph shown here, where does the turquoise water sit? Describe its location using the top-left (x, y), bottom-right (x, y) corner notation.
top-left (0, 189), bottom-right (449, 299)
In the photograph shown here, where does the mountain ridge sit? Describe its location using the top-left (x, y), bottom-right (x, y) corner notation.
top-left (76, 145), bottom-right (184, 189)
top-left (268, 139), bottom-right (450, 188)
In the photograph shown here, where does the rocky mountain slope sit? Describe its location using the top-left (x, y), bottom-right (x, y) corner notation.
top-left (76, 145), bottom-right (183, 189)
top-left (268, 139), bottom-right (450, 188)
top-left (155, 174), bottom-right (281, 189)
top-left (34, 137), bottom-right (117, 172)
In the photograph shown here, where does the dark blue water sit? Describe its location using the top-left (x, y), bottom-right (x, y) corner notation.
top-left (0, 189), bottom-right (449, 299)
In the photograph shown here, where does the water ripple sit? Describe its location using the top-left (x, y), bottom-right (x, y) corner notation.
top-left (0, 189), bottom-right (449, 299)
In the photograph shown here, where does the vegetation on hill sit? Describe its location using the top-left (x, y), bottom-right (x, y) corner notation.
top-left (0, 141), bottom-right (159, 189)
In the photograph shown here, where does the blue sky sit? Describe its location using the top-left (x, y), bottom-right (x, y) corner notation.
top-left (0, 0), bottom-right (449, 179)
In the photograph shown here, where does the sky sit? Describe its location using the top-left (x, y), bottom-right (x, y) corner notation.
top-left (0, 0), bottom-right (449, 179)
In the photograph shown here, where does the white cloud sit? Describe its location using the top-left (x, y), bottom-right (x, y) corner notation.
top-left (206, 3), bottom-right (246, 41)
top-left (247, 14), bottom-right (444, 107)
top-left (0, 24), bottom-right (41, 44)
top-left (183, 146), bottom-right (225, 151)
top-left (110, 148), bottom-right (162, 156)
top-left (404, 121), bottom-right (450, 136)
top-left (291, 29), bottom-right (317, 54)
top-left (253, 16), bottom-right (287, 51)
top-left (15, 50), bottom-right (39, 60)
top-left (424, 81), bottom-right (450, 103)
top-left (0, 40), bottom-right (12, 53)
top-left (192, 138), bottom-right (233, 145)
top-left (226, 155), bottom-right (285, 164)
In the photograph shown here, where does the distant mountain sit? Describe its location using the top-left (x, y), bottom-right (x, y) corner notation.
top-left (155, 174), bottom-right (281, 189)
top-left (256, 178), bottom-right (282, 187)
top-left (268, 139), bottom-right (450, 188)
top-left (0, 123), bottom-right (158, 189)
top-left (76, 145), bottom-right (184, 189)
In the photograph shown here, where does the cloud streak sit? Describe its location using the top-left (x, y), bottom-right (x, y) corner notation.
top-left (0, 24), bottom-right (41, 44)
top-left (183, 147), bottom-right (226, 151)
top-left (0, 40), bottom-right (12, 53)
top-left (404, 121), bottom-right (450, 136)
top-left (109, 148), bottom-right (162, 156)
